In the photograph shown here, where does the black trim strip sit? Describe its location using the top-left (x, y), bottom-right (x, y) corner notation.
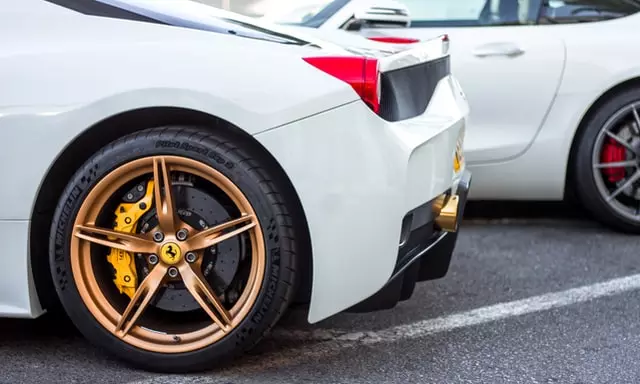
top-left (42, 0), bottom-right (312, 46)
top-left (44, 0), bottom-right (166, 24)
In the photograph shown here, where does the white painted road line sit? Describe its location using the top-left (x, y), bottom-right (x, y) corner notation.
top-left (128, 273), bottom-right (640, 383)
top-left (273, 272), bottom-right (640, 344)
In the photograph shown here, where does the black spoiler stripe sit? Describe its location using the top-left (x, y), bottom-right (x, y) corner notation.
top-left (44, 0), bottom-right (166, 24)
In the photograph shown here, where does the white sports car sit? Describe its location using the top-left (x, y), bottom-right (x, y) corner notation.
top-left (263, 0), bottom-right (640, 233)
top-left (1, 0), bottom-right (470, 372)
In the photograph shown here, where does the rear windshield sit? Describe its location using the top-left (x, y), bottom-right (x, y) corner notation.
top-left (44, 0), bottom-right (312, 45)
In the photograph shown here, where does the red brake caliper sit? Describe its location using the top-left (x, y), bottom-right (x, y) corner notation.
top-left (600, 138), bottom-right (627, 183)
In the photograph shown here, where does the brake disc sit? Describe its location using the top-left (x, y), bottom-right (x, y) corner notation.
top-left (133, 178), bottom-right (244, 313)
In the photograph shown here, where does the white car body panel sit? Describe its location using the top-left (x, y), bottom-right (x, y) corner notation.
top-left (0, 14), bottom-right (360, 220)
top-left (380, 26), bottom-right (565, 165)
top-left (1, 221), bottom-right (38, 317)
top-left (257, 76), bottom-right (468, 321)
top-left (266, 0), bottom-right (640, 200)
top-left (0, 0), bottom-right (468, 322)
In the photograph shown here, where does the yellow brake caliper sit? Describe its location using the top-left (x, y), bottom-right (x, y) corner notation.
top-left (107, 181), bottom-right (154, 298)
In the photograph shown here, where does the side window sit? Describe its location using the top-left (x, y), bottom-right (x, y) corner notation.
top-left (398, 0), bottom-right (539, 27)
top-left (538, 0), bottom-right (640, 24)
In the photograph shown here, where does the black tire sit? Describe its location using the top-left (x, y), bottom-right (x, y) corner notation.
top-left (49, 126), bottom-right (298, 372)
top-left (573, 88), bottom-right (640, 233)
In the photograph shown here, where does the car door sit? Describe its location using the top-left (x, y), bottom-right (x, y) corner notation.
top-left (358, 0), bottom-right (566, 164)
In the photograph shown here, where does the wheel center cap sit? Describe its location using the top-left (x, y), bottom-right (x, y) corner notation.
top-left (160, 242), bottom-right (182, 265)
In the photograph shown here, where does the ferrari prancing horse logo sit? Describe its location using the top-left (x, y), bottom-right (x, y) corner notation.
top-left (160, 242), bottom-right (182, 265)
top-left (166, 245), bottom-right (177, 258)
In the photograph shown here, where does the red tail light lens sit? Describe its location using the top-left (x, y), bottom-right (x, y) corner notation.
top-left (367, 36), bottom-right (420, 44)
top-left (303, 56), bottom-right (380, 113)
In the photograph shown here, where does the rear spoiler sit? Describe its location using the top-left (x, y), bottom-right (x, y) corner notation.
top-left (378, 34), bottom-right (449, 73)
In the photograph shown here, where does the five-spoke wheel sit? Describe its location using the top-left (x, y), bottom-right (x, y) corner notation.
top-left (50, 127), bottom-right (297, 372)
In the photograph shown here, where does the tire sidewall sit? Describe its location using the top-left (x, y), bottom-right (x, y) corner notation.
top-left (49, 128), bottom-right (290, 370)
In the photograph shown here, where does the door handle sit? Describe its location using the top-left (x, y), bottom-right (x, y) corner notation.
top-left (472, 42), bottom-right (525, 58)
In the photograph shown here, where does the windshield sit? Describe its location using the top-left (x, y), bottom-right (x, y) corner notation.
top-left (261, 0), bottom-right (350, 27)
top-left (540, 0), bottom-right (640, 22)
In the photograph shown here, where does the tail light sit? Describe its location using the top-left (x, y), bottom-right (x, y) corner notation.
top-left (303, 56), bottom-right (380, 114)
top-left (367, 36), bottom-right (420, 44)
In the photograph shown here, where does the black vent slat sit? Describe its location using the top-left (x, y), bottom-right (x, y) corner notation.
top-left (379, 56), bottom-right (450, 122)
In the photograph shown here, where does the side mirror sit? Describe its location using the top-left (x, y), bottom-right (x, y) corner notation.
top-left (344, 0), bottom-right (411, 31)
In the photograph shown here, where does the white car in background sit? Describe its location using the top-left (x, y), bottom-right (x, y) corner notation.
top-left (262, 0), bottom-right (640, 234)
top-left (1, 0), bottom-right (469, 373)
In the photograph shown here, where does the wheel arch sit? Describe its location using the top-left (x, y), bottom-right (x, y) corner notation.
top-left (29, 106), bottom-right (313, 312)
top-left (565, 76), bottom-right (640, 200)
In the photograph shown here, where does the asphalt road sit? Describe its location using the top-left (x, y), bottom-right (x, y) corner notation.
top-left (2, 203), bottom-right (640, 384)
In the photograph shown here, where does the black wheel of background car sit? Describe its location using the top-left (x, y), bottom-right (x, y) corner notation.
top-left (48, 126), bottom-right (298, 372)
top-left (573, 88), bottom-right (640, 233)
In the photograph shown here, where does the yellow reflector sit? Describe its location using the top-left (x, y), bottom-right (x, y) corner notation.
top-left (453, 139), bottom-right (464, 173)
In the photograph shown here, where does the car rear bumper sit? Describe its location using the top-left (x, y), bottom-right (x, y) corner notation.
top-left (348, 169), bottom-right (471, 313)
top-left (255, 73), bottom-right (469, 323)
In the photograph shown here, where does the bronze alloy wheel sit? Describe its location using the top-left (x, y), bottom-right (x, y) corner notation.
top-left (49, 127), bottom-right (298, 372)
top-left (71, 155), bottom-right (266, 353)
